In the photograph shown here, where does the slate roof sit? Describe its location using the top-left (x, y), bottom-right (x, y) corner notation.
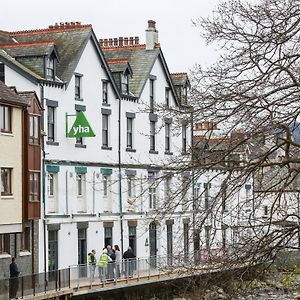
top-left (7, 24), bottom-right (93, 83)
top-left (103, 44), bottom-right (159, 98)
top-left (0, 80), bottom-right (28, 106)
top-left (171, 73), bottom-right (189, 86)
top-left (107, 58), bottom-right (132, 74)
top-left (0, 41), bottom-right (56, 58)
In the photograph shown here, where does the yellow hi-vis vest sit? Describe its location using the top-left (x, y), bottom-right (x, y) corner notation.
top-left (98, 253), bottom-right (109, 268)
top-left (88, 254), bottom-right (95, 264)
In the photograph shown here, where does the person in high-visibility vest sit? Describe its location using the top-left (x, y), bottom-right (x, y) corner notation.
top-left (88, 249), bottom-right (96, 285)
top-left (98, 248), bottom-right (112, 281)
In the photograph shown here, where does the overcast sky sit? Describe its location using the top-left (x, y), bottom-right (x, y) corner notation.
top-left (0, 0), bottom-right (222, 73)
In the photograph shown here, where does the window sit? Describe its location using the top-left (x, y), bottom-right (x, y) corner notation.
top-left (45, 57), bottom-right (54, 80)
top-left (29, 115), bottom-right (39, 145)
top-left (182, 124), bottom-right (187, 153)
top-left (1, 168), bottom-right (12, 196)
top-left (0, 105), bottom-right (12, 133)
top-left (205, 226), bottom-right (211, 249)
top-left (204, 182), bottom-right (211, 210)
top-left (150, 121), bottom-right (156, 151)
top-left (193, 183), bottom-right (201, 210)
top-left (121, 74), bottom-right (129, 94)
top-left (167, 224), bottom-right (173, 265)
top-left (150, 78), bottom-right (155, 112)
top-left (165, 87), bottom-right (170, 107)
top-left (0, 63), bottom-right (4, 83)
top-left (47, 106), bottom-right (55, 142)
top-left (21, 227), bottom-right (31, 251)
top-left (263, 205), bottom-right (268, 217)
top-left (75, 111), bottom-right (83, 145)
top-left (103, 175), bottom-right (109, 197)
top-left (128, 226), bottom-right (137, 255)
top-left (29, 172), bottom-right (40, 201)
top-left (221, 225), bottom-right (227, 248)
top-left (165, 123), bottom-right (170, 152)
top-left (183, 223), bottom-right (189, 260)
top-left (127, 117), bottom-right (133, 149)
top-left (221, 183), bottom-right (227, 212)
top-left (182, 86), bottom-right (187, 104)
top-left (48, 173), bottom-right (55, 197)
top-left (149, 185), bottom-right (157, 209)
top-left (102, 81), bottom-right (108, 104)
top-left (104, 227), bottom-right (113, 248)
top-left (77, 174), bottom-right (83, 196)
top-left (102, 114), bottom-right (109, 147)
top-left (182, 177), bottom-right (189, 210)
top-left (75, 75), bottom-right (81, 99)
top-left (164, 176), bottom-right (172, 204)
top-left (0, 234), bottom-right (10, 254)
top-left (127, 176), bottom-right (135, 199)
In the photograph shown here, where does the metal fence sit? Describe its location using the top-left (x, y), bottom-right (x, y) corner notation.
top-left (0, 254), bottom-right (217, 299)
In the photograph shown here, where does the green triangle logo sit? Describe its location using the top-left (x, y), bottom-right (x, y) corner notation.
top-left (68, 111), bottom-right (96, 138)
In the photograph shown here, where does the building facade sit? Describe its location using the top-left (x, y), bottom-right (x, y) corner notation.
top-left (0, 20), bottom-right (193, 273)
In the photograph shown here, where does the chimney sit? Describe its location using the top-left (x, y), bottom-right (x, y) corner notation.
top-left (146, 20), bottom-right (158, 50)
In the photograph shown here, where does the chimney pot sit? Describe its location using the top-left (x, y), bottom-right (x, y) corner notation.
top-left (134, 36), bottom-right (139, 45)
top-left (119, 37), bottom-right (123, 46)
top-left (129, 37), bottom-right (134, 45)
top-left (49, 25), bottom-right (54, 29)
top-left (148, 20), bottom-right (156, 29)
top-left (108, 38), bottom-right (113, 46)
top-left (113, 38), bottom-right (118, 46)
top-left (124, 37), bottom-right (129, 46)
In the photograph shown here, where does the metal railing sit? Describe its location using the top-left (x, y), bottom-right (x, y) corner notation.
top-left (0, 253), bottom-right (228, 299)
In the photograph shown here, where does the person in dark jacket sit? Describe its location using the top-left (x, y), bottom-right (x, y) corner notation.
top-left (9, 257), bottom-right (20, 299)
top-left (123, 246), bottom-right (135, 277)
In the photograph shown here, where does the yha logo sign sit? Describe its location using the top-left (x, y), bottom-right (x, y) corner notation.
top-left (67, 112), bottom-right (96, 138)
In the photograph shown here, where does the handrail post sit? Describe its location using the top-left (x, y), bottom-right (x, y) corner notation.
top-left (137, 258), bottom-right (140, 282)
top-left (68, 267), bottom-right (71, 289)
top-left (33, 273), bottom-right (36, 296)
top-left (148, 257), bottom-right (150, 280)
top-left (77, 266), bottom-right (80, 290)
top-left (59, 269), bottom-right (61, 290)
top-left (55, 269), bottom-right (58, 291)
top-left (21, 276), bottom-right (24, 299)
top-left (44, 272), bottom-right (47, 294)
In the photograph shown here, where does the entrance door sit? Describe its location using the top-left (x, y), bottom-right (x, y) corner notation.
top-left (149, 222), bottom-right (157, 268)
top-left (48, 230), bottom-right (58, 271)
top-left (78, 229), bottom-right (87, 277)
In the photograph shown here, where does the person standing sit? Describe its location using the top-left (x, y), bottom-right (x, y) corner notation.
top-left (123, 246), bottom-right (135, 278)
top-left (98, 249), bottom-right (111, 282)
top-left (114, 245), bottom-right (121, 278)
top-left (9, 257), bottom-right (20, 299)
top-left (88, 249), bottom-right (96, 285)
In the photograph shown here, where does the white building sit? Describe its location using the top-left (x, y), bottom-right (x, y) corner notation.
top-left (0, 21), bottom-right (193, 271)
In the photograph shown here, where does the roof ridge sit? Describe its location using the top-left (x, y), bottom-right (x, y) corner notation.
top-left (0, 29), bottom-right (10, 35)
top-left (0, 40), bottom-right (55, 48)
top-left (102, 44), bottom-right (146, 51)
top-left (171, 72), bottom-right (188, 76)
top-left (107, 58), bottom-right (129, 64)
top-left (10, 23), bottom-right (92, 36)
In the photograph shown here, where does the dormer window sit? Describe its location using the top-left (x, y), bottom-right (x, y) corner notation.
top-left (121, 73), bottom-right (129, 94)
top-left (45, 57), bottom-right (55, 80)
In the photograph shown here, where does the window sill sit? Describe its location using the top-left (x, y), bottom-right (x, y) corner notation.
top-left (149, 150), bottom-right (159, 154)
top-left (19, 250), bottom-right (31, 257)
top-left (46, 141), bottom-right (59, 146)
top-left (0, 131), bottom-right (13, 136)
top-left (75, 98), bottom-right (84, 102)
top-left (102, 103), bottom-right (110, 107)
top-left (126, 148), bottom-right (136, 152)
top-left (75, 144), bottom-right (87, 148)
top-left (164, 151), bottom-right (173, 155)
top-left (1, 195), bottom-right (14, 199)
top-left (101, 146), bottom-right (112, 150)
top-left (0, 253), bottom-right (11, 259)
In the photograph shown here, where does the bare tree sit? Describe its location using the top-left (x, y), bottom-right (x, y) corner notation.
top-left (182, 0), bottom-right (300, 266)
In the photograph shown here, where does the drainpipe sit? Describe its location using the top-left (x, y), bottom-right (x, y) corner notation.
top-left (40, 84), bottom-right (47, 272)
top-left (118, 94), bottom-right (124, 255)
